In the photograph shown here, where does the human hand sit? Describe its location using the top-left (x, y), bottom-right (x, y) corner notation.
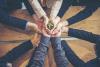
top-left (45, 16), bottom-right (60, 35)
top-left (25, 22), bottom-right (41, 33)
top-left (50, 20), bottom-right (69, 37)
top-left (32, 14), bottom-right (51, 37)
top-left (51, 20), bottom-right (68, 34)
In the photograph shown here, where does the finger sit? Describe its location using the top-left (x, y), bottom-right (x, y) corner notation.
top-left (52, 16), bottom-right (60, 26)
top-left (49, 17), bottom-right (61, 32)
top-left (52, 29), bottom-right (60, 35)
top-left (42, 28), bottom-right (51, 37)
top-left (51, 30), bottom-right (61, 37)
top-left (49, 27), bottom-right (60, 35)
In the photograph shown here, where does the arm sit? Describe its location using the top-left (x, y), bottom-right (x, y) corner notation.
top-left (0, 9), bottom-right (27, 30)
top-left (68, 28), bottom-right (100, 44)
top-left (28, 0), bottom-right (47, 18)
top-left (50, 0), bottom-right (63, 20)
top-left (57, 0), bottom-right (73, 18)
top-left (67, 5), bottom-right (98, 25)
top-left (0, 8), bottom-right (39, 33)
top-left (23, 0), bottom-right (35, 16)
top-left (50, 37), bottom-right (68, 67)
top-left (27, 34), bottom-right (50, 67)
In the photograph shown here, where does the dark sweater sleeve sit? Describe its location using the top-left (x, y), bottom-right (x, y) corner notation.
top-left (0, 8), bottom-right (27, 30)
top-left (68, 28), bottom-right (100, 44)
top-left (57, 0), bottom-right (73, 18)
top-left (67, 5), bottom-right (98, 25)
top-left (23, 0), bottom-right (35, 16)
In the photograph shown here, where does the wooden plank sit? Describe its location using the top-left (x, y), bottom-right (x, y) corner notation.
top-left (0, 7), bottom-right (100, 67)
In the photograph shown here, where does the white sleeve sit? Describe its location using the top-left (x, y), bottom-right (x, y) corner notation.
top-left (28, 0), bottom-right (47, 18)
top-left (50, 0), bottom-right (63, 20)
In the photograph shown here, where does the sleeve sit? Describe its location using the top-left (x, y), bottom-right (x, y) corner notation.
top-left (67, 5), bottom-right (98, 25)
top-left (57, 0), bottom-right (73, 18)
top-left (23, 0), bottom-right (35, 16)
top-left (68, 28), bottom-right (100, 44)
top-left (0, 8), bottom-right (27, 30)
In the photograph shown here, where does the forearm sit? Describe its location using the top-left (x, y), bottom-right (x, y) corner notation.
top-left (50, 0), bottom-right (63, 20)
top-left (23, 0), bottom-right (35, 16)
top-left (28, 0), bottom-right (47, 18)
top-left (27, 34), bottom-right (50, 66)
top-left (50, 37), bottom-right (69, 67)
top-left (57, 0), bottom-right (72, 18)
top-left (67, 6), bottom-right (97, 25)
top-left (50, 37), bottom-right (61, 47)
top-left (68, 28), bottom-right (100, 44)
top-left (61, 40), bottom-right (85, 67)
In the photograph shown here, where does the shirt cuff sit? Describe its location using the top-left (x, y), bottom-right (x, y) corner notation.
top-left (68, 28), bottom-right (75, 36)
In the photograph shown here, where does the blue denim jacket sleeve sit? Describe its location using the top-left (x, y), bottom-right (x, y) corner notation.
top-left (0, 8), bottom-right (27, 30)
top-left (39, 34), bottom-right (50, 46)
top-left (26, 34), bottom-right (50, 67)
top-left (68, 28), bottom-right (100, 44)
top-left (50, 37), bottom-right (69, 67)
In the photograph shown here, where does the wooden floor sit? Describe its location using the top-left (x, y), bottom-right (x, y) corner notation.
top-left (0, 6), bottom-right (100, 67)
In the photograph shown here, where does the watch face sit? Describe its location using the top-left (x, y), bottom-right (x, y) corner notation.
top-left (47, 21), bottom-right (54, 30)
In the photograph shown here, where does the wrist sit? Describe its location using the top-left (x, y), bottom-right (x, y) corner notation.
top-left (25, 22), bottom-right (31, 31)
top-left (62, 20), bottom-right (69, 26)
top-left (25, 22), bottom-right (37, 32)
top-left (62, 26), bottom-right (69, 33)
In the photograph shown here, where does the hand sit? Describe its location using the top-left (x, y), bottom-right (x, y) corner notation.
top-left (42, 27), bottom-right (51, 37)
top-left (42, 15), bottom-right (49, 25)
top-left (61, 26), bottom-right (69, 33)
top-left (45, 16), bottom-right (61, 35)
top-left (32, 14), bottom-right (43, 23)
top-left (51, 20), bottom-right (68, 35)
top-left (44, 16), bottom-right (61, 37)
top-left (50, 20), bottom-right (69, 37)
top-left (26, 21), bottom-right (50, 37)
top-left (51, 30), bottom-right (61, 37)
top-left (26, 22), bottom-right (41, 33)
top-left (32, 15), bottom-right (51, 37)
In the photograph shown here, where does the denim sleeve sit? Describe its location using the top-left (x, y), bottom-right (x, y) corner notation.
top-left (0, 8), bottom-right (27, 30)
top-left (57, 0), bottom-right (73, 18)
top-left (50, 37), bottom-right (69, 67)
top-left (23, 0), bottom-right (35, 16)
top-left (27, 34), bottom-right (50, 67)
top-left (39, 34), bottom-right (50, 46)
top-left (68, 28), bottom-right (100, 44)
top-left (67, 5), bottom-right (98, 25)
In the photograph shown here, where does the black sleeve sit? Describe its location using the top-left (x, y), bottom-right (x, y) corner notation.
top-left (67, 5), bottom-right (98, 25)
top-left (23, 0), bottom-right (35, 16)
top-left (0, 8), bottom-right (27, 30)
top-left (57, 0), bottom-right (73, 18)
top-left (68, 28), bottom-right (100, 44)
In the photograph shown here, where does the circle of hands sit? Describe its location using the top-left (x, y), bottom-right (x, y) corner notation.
top-left (32, 15), bottom-right (69, 37)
